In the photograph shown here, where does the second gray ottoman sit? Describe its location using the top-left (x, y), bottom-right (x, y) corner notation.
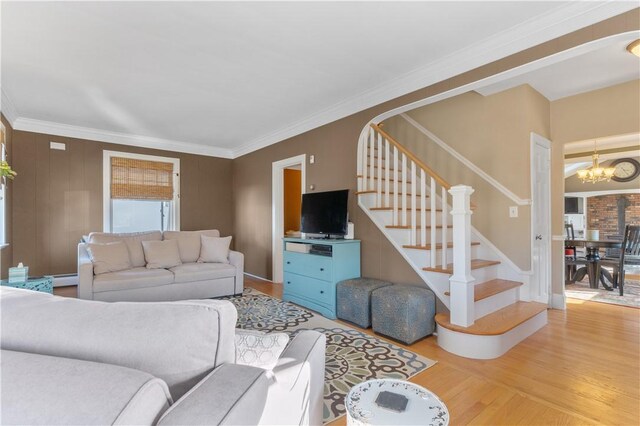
top-left (337, 278), bottom-right (392, 328)
top-left (371, 285), bottom-right (435, 344)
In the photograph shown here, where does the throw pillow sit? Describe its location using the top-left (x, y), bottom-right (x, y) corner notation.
top-left (198, 235), bottom-right (232, 263)
top-left (235, 329), bottom-right (290, 371)
top-left (142, 239), bottom-right (182, 269)
top-left (87, 242), bottom-right (132, 275)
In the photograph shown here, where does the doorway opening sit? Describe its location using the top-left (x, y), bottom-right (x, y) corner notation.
top-left (272, 154), bottom-right (306, 283)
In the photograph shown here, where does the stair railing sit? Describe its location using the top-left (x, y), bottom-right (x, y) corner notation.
top-left (357, 122), bottom-right (477, 326)
top-left (359, 123), bottom-right (455, 268)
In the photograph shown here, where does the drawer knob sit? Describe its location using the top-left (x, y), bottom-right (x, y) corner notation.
top-left (286, 261), bottom-right (291, 264)
top-left (320, 268), bottom-right (324, 271)
top-left (287, 281), bottom-right (291, 284)
top-left (320, 290), bottom-right (324, 294)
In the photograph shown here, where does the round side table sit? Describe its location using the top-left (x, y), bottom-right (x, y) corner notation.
top-left (345, 379), bottom-right (449, 426)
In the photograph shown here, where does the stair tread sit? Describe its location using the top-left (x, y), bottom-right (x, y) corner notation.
top-left (423, 259), bottom-right (500, 274)
top-left (357, 175), bottom-right (412, 183)
top-left (371, 206), bottom-right (441, 211)
top-left (404, 242), bottom-right (480, 250)
top-left (356, 190), bottom-right (427, 196)
top-left (387, 225), bottom-right (452, 229)
top-left (474, 279), bottom-right (523, 301)
top-left (435, 301), bottom-right (547, 335)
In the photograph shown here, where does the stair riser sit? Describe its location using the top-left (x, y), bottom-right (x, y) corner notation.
top-left (436, 310), bottom-right (547, 359)
top-left (405, 246), bottom-right (479, 268)
top-left (373, 210), bottom-right (446, 227)
top-left (385, 228), bottom-right (454, 247)
top-left (474, 288), bottom-right (519, 320)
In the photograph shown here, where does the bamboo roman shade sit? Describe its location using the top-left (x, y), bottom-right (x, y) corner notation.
top-left (111, 157), bottom-right (174, 201)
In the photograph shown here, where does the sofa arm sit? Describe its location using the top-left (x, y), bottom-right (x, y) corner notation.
top-left (158, 363), bottom-right (269, 426)
top-left (77, 243), bottom-right (94, 300)
top-left (228, 250), bottom-right (244, 295)
top-left (259, 330), bottom-right (326, 426)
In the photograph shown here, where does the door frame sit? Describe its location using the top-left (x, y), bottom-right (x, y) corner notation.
top-left (272, 154), bottom-right (306, 283)
top-left (530, 133), bottom-right (552, 306)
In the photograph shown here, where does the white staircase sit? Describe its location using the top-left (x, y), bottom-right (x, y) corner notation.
top-left (357, 123), bottom-right (547, 359)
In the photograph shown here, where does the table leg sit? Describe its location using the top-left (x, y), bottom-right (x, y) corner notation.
top-left (599, 268), bottom-right (614, 291)
top-left (586, 262), bottom-right (599, 289)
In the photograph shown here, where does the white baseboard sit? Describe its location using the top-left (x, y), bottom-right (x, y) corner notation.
top-left (551, 292), bottom-right (566, 310)
top-left (244, 272), bottom-right (274, 283)
top-left (53, 275), bottom-right (79, 287)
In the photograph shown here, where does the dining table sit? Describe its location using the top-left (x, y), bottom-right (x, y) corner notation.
top-left (565, 239), bottom-right (622, 290)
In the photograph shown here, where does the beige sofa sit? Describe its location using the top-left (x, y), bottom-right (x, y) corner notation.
top-left (78, 230), bottom-right (244, 302)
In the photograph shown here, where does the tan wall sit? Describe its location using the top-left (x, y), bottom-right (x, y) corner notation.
top-left (550, 79), bottom-right (640, 296)
top-left (381, 85), bottom-right (550, 270)
top-left (232, 10), bottom-right (639, 308)
top-left (283, 169), bottom-right (302, 232)
top-left (11, 130), bottom-right (233, 276)
top-left (0, 115), bottom-right (14, 278)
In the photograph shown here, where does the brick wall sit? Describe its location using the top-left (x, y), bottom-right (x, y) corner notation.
top-left (587, 194), bottom-right (640, 237)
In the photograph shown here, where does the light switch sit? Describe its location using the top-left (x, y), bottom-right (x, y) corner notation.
top-left (309, 155), bottom-right (315, 164)
top-left (509, 206), bottom-right (518, 218)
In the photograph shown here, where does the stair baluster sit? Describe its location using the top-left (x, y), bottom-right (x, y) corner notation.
top-left (384, 138), bottom-right (390, 208)
top-left (376, 132), bottom-right (382, 207)
top-left (410, 162), bottom-right (417, 246)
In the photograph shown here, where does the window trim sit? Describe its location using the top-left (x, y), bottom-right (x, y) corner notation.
top-left (103, 150), bottom-right (180, 232)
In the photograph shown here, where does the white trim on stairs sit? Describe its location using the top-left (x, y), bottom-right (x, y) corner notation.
top-left (400, 113), bottom-right (531, 206)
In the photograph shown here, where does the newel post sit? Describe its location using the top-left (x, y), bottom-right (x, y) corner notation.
top-left (448, 185), bottom-right (475, 327)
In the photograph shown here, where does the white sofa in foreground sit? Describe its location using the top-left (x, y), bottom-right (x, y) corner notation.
top-left (78, 229), bottom-right (244, 302)
top-left (0, 287), bottom-right (326, 425)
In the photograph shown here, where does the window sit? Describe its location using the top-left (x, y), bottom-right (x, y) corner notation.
top-left (103, 151), bottom-right (180, 233)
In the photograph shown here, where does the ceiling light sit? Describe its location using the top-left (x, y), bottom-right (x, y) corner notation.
top-left (576, 140), bottom-right (616, 184)
top-left (627, 39), bottom-right (640, 57)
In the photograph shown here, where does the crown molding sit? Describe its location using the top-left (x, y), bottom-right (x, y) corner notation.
top-left (12, 117), bottom-right (234, 159)
top-left (231, 1), bottom-right (638, 158)
top-left (0, 89), bottom-right (19, 125)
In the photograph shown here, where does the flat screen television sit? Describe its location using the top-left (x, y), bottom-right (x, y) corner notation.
top-left (301, 189), bottom-right (349, 238)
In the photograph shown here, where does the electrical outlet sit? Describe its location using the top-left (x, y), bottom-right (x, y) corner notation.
top-left (509, 206), bottom-right (518, 218)
top-left (309, 155), bottom-right (315, 164)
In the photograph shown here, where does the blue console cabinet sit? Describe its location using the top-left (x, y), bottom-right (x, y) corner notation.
top-left (283, 238), bottom-right (360, 319)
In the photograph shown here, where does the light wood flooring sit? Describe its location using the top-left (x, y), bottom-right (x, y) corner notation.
top-left (55, 278), bottom-right (640, 425)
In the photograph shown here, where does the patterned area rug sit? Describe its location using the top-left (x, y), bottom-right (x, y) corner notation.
top-left (565, 272), bottom-right (640, 308)
top-left (222, 288), bottom-right (436, 424)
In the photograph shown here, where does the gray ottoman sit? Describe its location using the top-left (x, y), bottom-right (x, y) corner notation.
top-left (371, 285), bottom-right (435, 344)
top-left (337, 278), bottom-right (393, 328)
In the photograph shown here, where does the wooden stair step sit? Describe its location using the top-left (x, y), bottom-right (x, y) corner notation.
top-left (423, 259), bottom-right (500, 274)
top-left (435, 301), bottom-right (547, 336)
top-left (387, 225), bottom-right (452, 230)
top-left (371, 206), bottom-right (441, 212)
top-left (356, 190), bottom-right (426, 196)
top-left (474, 279), bottom-right (523, 301)
top-left (357, 175), bottom-right (412, 183)
top-left (403, 242), bottom-right (480, 250)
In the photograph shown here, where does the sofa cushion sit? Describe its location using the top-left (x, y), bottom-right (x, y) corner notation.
top-left (163, 230), bottom-right (220, 263)
top-left (88, 231), bottom-right (162, 268)
top-left (86, 241), bottom-right (132, 275)
top-left (198, 235), bottom-right (232, 263)
top-left (93, 267), bottom-right (175, 293)
top-left (170, 262), bottom-right (236, 284)
top-left (0, 287), bottom-right (238, 400)
top-left (142, 239), bottom-right (182, 269)
top-left (1, 349), bottom-right (172, 425)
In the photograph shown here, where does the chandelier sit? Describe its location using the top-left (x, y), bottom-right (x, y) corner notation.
top-left (576, 140), bottom-right (615, 184)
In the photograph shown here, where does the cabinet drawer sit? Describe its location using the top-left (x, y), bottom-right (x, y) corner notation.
top-left (283, 272), bottom-right (334, 307)
top-left (283, 251), bottom-right (333, 281)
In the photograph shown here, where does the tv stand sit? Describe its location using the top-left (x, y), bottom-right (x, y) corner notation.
top-left (282, 237), bottom-right (360, 319)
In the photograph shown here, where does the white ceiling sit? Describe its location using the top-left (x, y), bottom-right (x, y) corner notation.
top-left (1, 1), bottom-right (637, 158)
top-left (476, 34), bottom-right (640, 100)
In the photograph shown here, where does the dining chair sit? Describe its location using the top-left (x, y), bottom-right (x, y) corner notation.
top-left (600, 225), bottom-right (640, 296)
top-left (565, 224), bottom-right (585, 283)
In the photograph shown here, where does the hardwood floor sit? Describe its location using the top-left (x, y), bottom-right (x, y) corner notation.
top-left (242, 277), bottom-right (640, 426)
top-left (54, 278), bottom-right (640, 425)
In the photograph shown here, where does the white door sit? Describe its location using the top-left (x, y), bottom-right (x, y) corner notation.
top-left (531, 133), bottom-right (552, 305)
